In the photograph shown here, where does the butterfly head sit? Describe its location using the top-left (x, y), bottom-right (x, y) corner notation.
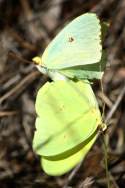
top-left (32, 56), bottom-right (42, 66)
top-left (32, 56), bottom-right (48, 74)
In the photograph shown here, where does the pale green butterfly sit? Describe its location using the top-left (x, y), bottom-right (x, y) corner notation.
top-left (33, 13), bottom-right (107, 80)
top-left (32, 13), bottom-right (107, 176)
top-left (33, 80), bottom-right (102, 175)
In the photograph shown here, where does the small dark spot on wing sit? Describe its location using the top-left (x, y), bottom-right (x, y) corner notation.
top-left (68, 37), bottom-right (74, 42)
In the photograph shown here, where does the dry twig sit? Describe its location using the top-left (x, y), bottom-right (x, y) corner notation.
top-left (0, 70), bottom-right (40, 104)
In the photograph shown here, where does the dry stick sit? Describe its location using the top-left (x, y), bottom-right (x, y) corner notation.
top-left (2, 74), bottom-right (21, 90)
top-left (63, 158), bottom-right (84, 188)
top-left (98, 91), bottom-right (113, 108)
top-left (105, 82), bottom-right (125, 124)
top-left (109, 173), bottom-right (120, 188)
top-left (97, 82), bottom-right (125, 188)
top-left (97, 83), bottom-right (125, 188)
top-left (91, 0), bottom-right (117, 15)
top-left (10, 30), bottom-right (37, 51)
top-left (63, 83), bottom-right (125, 188)
top-left (8, 51), bottom-right (33, 64)
top-left (20, 0), bottom-right (42, 42)
top-left (0, 110), bottom-right (18, 117)
top-left (96, 82), bottom-right (125, 188)
top-left (0, 70), bottom-right (40, 104)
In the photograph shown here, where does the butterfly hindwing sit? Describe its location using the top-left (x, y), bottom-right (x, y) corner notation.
top-left (41, 131), bottom-right (97, 176)
top-left (33, 80), bottom-right (101, 157)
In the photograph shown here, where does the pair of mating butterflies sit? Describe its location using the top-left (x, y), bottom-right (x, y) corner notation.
top-left (32, 13), bottom-right (107, 176)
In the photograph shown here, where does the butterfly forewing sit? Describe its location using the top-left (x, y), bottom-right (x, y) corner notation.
top-left (42, 13), bottom-right (102, 69)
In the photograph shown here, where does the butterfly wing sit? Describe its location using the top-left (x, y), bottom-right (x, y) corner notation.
top-left (41, 13), bottom-right (102, 69)
top-left (33, 80), bottom-right (101, 157)
top-left (41, 131), bottom-right (97, 176)
top-left (58, 50), bottom-right (107, 80)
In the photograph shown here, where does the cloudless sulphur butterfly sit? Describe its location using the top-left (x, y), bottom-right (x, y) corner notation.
top-left (33, 13), bottom-right (107, 80)
top-left (32, 12), bottom-right (107, 176)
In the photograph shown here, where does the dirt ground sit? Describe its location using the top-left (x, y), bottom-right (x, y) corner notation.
top-left (0, 0), bottom-right (125, 187)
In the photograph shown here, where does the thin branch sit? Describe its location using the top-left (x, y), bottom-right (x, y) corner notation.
top-left (0, 70), bottom-right (40, 104)
top-left (0, 110), bottom-right (19, 117)
top-left (63, 158), bottom-right (84, 188)
top-left (105, 82), bottom-right (125, 123)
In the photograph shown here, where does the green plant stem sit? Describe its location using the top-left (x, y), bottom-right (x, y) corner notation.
top-left (102, 133), bottom-right (110, 188)
top-left (99, 66), bottom-right (110, 187)
top-left (100, 74), bottom-right (105, 121)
